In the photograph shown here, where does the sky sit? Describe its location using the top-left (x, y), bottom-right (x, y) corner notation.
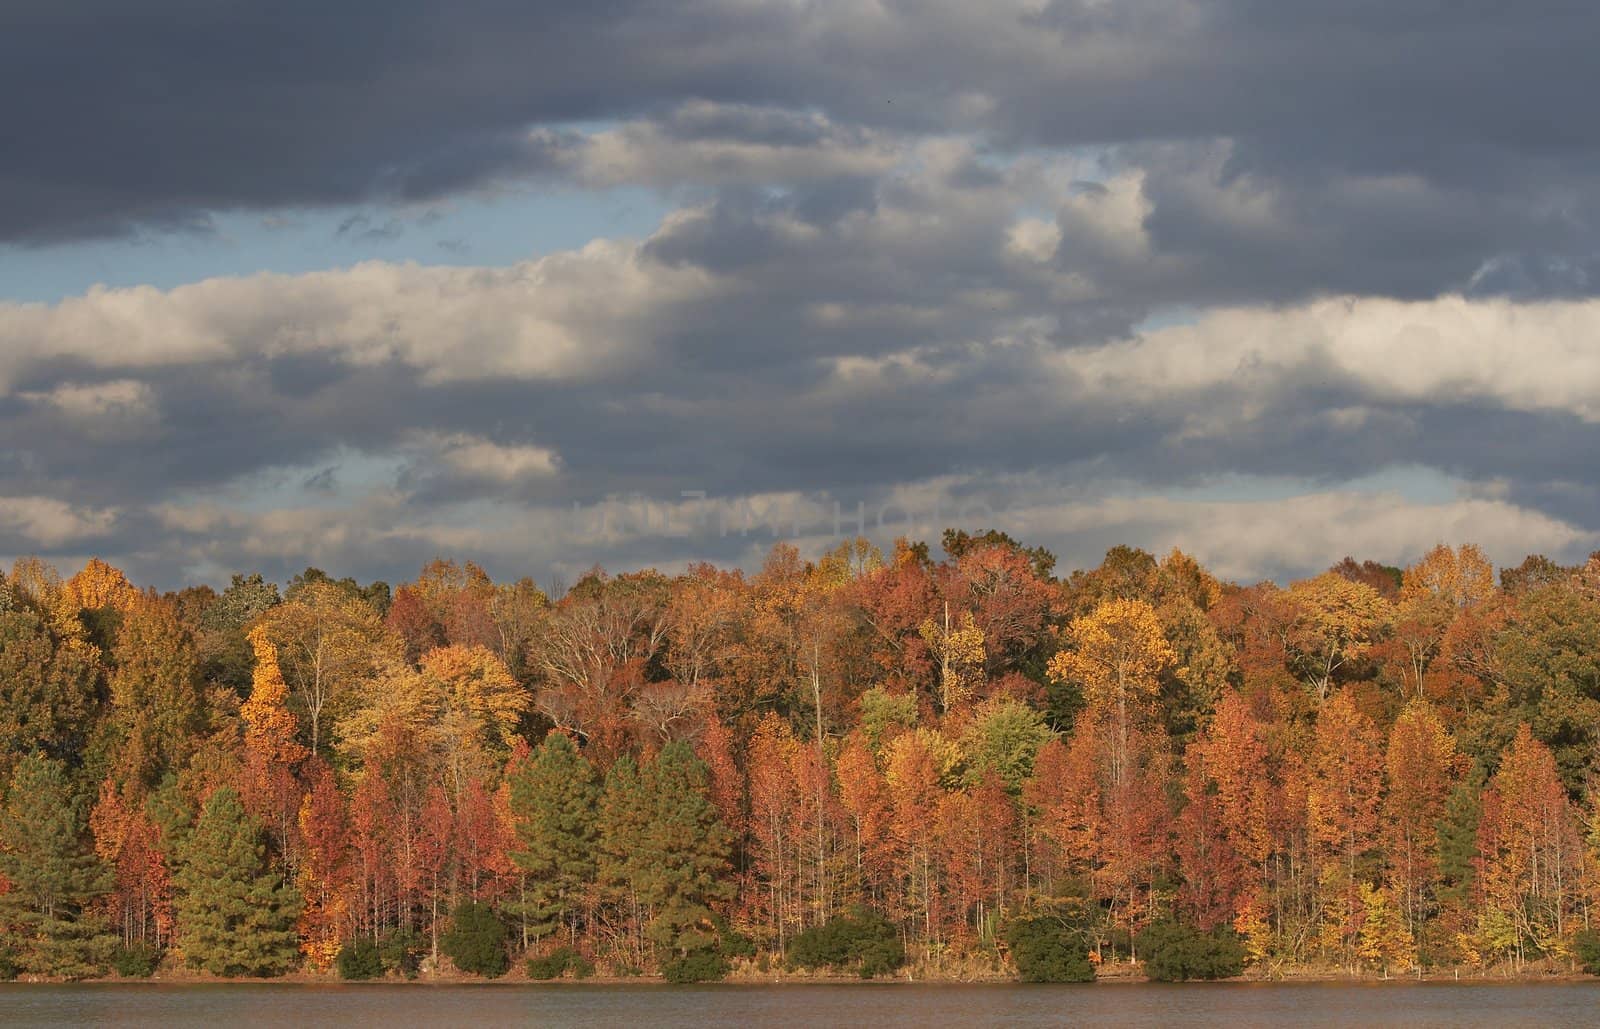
top-left (3, 0), bottom-right (1599, 591)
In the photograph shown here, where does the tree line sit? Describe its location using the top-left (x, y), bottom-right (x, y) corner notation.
top-left (4, 535), bottom-right (1600, 981)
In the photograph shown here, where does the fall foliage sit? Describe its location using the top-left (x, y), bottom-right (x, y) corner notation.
top-left (4, 539), bottom-right (1600, 981)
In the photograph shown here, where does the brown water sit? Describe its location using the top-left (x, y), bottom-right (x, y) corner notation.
top-left (0, 981), bottom-right (1595, 1028)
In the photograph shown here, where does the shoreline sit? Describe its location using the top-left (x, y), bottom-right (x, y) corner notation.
top-left (5, 968), bottom-right (1596, 987)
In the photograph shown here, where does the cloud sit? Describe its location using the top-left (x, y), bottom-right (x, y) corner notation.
top-left (21, 379), bottom-right (158, 431)
top-left (0, 248), bottom-right (715, 392)
top-left (0, 496), bottom-right (118, 549)
top-left (1009, 485), bottom-right (1597, 585)
top-left (557, 104), bottom-right (902, 191)
top-left (1049, 294), bottom-right (1600, 423)
top-left (101, 461), bottom-right (1600, 593)
top-left (4, 0), bottom-right (1599, 295)
top-left (4, 178), bottom-right (1600, 572)
top-left (415, 431), bottom-right (562, 483)
top-left (4, 56), bottom-right (1599, 595)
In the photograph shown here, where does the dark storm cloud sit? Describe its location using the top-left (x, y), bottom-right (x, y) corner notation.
top-left (5, 0), bottom-right (1600, 267)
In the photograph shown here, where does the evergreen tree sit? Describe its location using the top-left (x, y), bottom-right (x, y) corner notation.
top-left (1440, 774), bottom-right (1484, 908)
top-left (507, 731), bottom-right (599, 944)
top-left (1136, 919), bottom-right (1247, 981)
top-left (173, 788), bottom-right (302, 976)
top-left (1004, 915), bottom-right (1095, 982)
top-left (597, 754), bottom-right (651, 966)
top-left (637, 742), bottom-right (735, 960)
top-left (440, 901), bottom-right (509, 978)
top-left (0, 753), bottom-right (114, 978)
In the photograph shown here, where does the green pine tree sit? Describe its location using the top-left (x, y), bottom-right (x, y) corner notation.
top-left (0, 753), bottom-right (115, 979)
top-left (597, 755), bottom-right (652, 966)
top-left (172, 787), bottom-right (303, 976)
top-left (1436, 773), bottom-right (1483, 910)
top-left (146, 773), bottom-right (197, 856)
top-left (637, 742), bottom-right (735, 961)
top-left (507, 732), bottom-right (599, 944)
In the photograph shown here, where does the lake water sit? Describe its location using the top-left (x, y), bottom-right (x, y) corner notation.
top-left (0, 981), bottom-right (1595, 1028)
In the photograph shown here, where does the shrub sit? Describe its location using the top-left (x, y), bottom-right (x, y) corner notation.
top-left (786, 910), bottom-right (906, 979)
top-left (662, 952), bottom-right (730, 983)
top-left (1004, 917), bottom-right (1095, 983)
top-left (0, 953), bottom-right (15, 982)
top-left (720, 928), bottom-right (756, 960)
top-left (526, 951), bottom-right (566, 980)
top-left (379, 930), bottom-right (423, 980)
top-left (336, 938), bottom-right (386, 981)
top-left (1136, 921), bottom-right (1245, 982)
top-left (526, 946), bottom-right (594, 980)
top-left (111, 942), bottom-right (161, 978)
top-left (1574, 929), bottom-right (1600, 974)
top-left (441, 901), bottom-right (509, 978)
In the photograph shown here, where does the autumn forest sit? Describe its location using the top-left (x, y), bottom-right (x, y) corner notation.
top-left (3, 533), bottom-right (1600, 983)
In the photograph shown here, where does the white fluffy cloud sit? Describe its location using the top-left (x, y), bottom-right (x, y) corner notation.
top-left (1011, 486), bottom-right (1595, 584)
top-left (1053, 294), bottom-right (1600, 423)
top-left (0, 496), bottom-right (118, 548)
top-left (0, 246), bottom-right (717, 392)
top-left (416, 432), bottom-right (562, 482)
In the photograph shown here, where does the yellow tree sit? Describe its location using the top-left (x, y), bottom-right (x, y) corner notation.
top-left (1382, 698), bottom-right (1462, 955)
top-left (1048, 598), bottom-right (1173, 789)
top-left (62, 557), bottom-right (140, 615)
top-left (737, 542), bottom-right (862, 742)
top-left (1582, 792), bottom-right (1600, 941)
top-left (420, 643), bottom-right (529, 797)
top-left (1285, 574), bottom-right (1391, 703)
top-left (747, 714), bottom-right (806, 944)
top-left (334, 659), bottom-right (433, 770)
top-left (1401, 543), bottom-right (1495, 612)
top-left (9, 557), bottom-right (83, 639)
top-left (255, 580), bottom-right (395, 756)
top-left (1356, 882), bottom-right (1414, 976)
top-left (7, 556), bottom-right (63, 611)
top-left (1156, 595), bottom-right (1233, 738)
top-left (242, 626), bottom-right (308, 865)
top-left (1384, 544), bottom-right (1493, 699)
top-left (919, 604), bottom-right (985, 714)
top-left (337, 645), bottom-right (527, 799)
top-left (664, 563), bottom-right (746, 693)
top-left (243, 626), bottom-right (308, 769)
top-left (739, 544), bottom-right (858, 926)
top-left (1156, 547), bottom-right (1223, 612)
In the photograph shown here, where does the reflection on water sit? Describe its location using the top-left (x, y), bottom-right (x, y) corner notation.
top-left (0, 981), bottom-right (1597, 1029)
